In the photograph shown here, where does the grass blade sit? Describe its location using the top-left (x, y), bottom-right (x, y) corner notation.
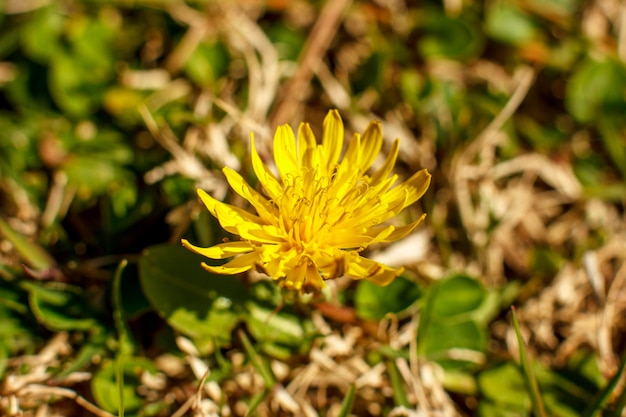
top-left (116, 358), bottom-right (125, 417)
top-left (387, 359), bottom-right (410, 407)
top-left (245, 390), bottom-right (270, 417)
top-left (112, 260), bottom-right (134, 356)
top-left (0, 217), bottom-right (54, 271)
top-left (113, 260), bottom-right (130, 417)
top-left (239, 329), bottom-right (276, 387)
top-left (583, 353), bottom-right (626, 417)
top-left (337, 384), bottom-right (356, 417)
top-left (511, 306), bottom-right (547, 417)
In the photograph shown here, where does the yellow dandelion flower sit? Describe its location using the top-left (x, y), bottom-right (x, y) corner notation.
top-left (182, 110), bottom-right (431, 293)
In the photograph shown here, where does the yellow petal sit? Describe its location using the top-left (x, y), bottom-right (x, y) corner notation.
top-left (181, 239), bottom-right (254, 259)
top-left (197, 189), bottom-right (264, 232)
top-left (321, 109), bottom-right (343, 172)
top-left (303, 261), bottom-right (326, 293)
top-left (257, 245), bottom-right (298, 278)
top-left (358, 120), bottom-right (383, 171)
top-left (369, 139), bottom-right (400, 186)
top-left (197, 189), bottom-right (283, 243)
top-left (403, 169), bottom-right (432, 206)
top-left (380, 214), bottom-right (426, 242)
top-left (282, 260), bottom-right (307, 291)
top-left (273, 124), bottom-right (299, 181)
top-left (250, 133), bottom-right (283, 201)
top-left (329, 225), bottom-right (394, 249)
top-left (347, 255), bottom-right (402, 286)
top-left (222, 167), bottom-right (277, 222)
top-left (384, 169), bottom-right (431, 211)
top-left (297, 122), bottom-right (316, 168)
top-left (201, 252), bottom-right (259, 275)
top-left (342, 133), bottom-right (361, 168)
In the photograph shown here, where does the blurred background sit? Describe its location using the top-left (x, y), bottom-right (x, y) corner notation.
top-left (1, 0), bottom-right (625, 416)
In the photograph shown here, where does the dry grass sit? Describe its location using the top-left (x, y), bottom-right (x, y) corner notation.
top-left (2, 0), bottom-right (626, 416)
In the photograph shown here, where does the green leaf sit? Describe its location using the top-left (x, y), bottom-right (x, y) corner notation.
top-left (184, 42), bottom-right (230, 87)
top-left (582, 353), bottom-right (626, 417)
top-left (61, 155), bottom-right (134, 198)
top-left (245, 390), bottom-right (271, 417)
top-left (565, 58), bottom-right (626, 124)
top-left (486, 3), bottom-right (539, 45)
top-left (478, 362), bottom-right (530, 411)
top-left (91, 358), bottom-right (154, 414)
top-left (112, 260), bottom-right (135, 357)
top-left (139, 244), bottom-right (249, 351)
top-left (0, 217), bottom-right (55, 271)
top-left (239, 329), bottom-right (276, 388)
top-left (243, 282), bottom-right (316, 359)
top-left (511, 306), bottom-right (548, 417)
top-left (354, 276), bottom-right (421, 320)
top-left (49, 52), bottom-right (97, 116)
top-left (428, 274), bottom-right (487, 319)
top-left (22, 281), bottom-right (100, 331)
top-left (387, 359), bottom-right (410, 407)
top-left (420, 320), bottom-right (486, 368)
top-left (598, 118), bottom-right (626, 178)
top-left (20, 6), bottom-right (64, 62)
top-left (266, 22), bottom-right (307, 61)
top-left (0, 339), bottom-right (9, 380)
top-left (418, 11), bottom-right (484, 61)
top-left (337, 385), bottom-right (356, 417)
top-left (417, 274), bottom-right (489, 370)
top-left (478, 357), bottom-right (599, 417)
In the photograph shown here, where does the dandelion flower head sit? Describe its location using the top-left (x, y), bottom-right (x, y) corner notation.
top-left (182, 110), bottom-right (431, 293)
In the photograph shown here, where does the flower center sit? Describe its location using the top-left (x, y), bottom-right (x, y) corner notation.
top-left (276, 166), bottom-right (373, 253)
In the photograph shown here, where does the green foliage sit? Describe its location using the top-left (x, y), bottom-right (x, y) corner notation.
top-left (354, 276), bottom-right (421, 320)
top-left (245, 282), bottom-right (317, 359)
top-left (139, 244), bottom-right (249, 352)
top-left (91, 357), bottom-right (156, 414)
top-left (418, 9), bottom-right (484, 60)
top-left (1, 0), bottom-right (625, 415)
top-left (418, 274), bottom-right (497, 370)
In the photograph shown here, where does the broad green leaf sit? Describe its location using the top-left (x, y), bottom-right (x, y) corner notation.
top-left (429, 274), bottom-right (486, 318)
top-left (478, 357), bottom-right (598, 417)
top-left (245, 300), bottom-right (315, 359)
top-left (139, 244), bottom-right (249, 350)
top-left (244, 282), bottom-right (316, 359)
top-left (49, 52), bottom-right (97, 117)
top-left (486, 3), bottom-right (539, 45)
top-left (20, 6), bottom-right (63, 62)
top-left (565, 58), bottom-right (626, 124)
top-left (184, 41), bottom-right (230, 87)
top-left (418, 274), bottom-right (490, 370)
top-left (62, 156), bottom-right (134, 198)
top-left (479, 362), bottom-right (531, 411)
top-left (354, 276), bottom-right (421, 320)
top-left (418, 11), bottom-right (484, 60)
top-left (419, 320), bottom-right (486, 368)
